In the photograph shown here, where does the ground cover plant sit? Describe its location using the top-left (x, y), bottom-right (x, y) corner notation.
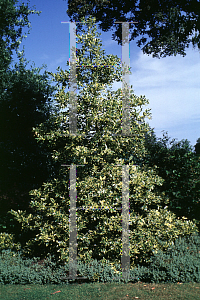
top-left (1, 231), bottom-right (200, 285)
top-left (1, 231), bottom-right (200, 299)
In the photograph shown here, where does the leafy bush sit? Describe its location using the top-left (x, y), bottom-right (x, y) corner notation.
top-left (0, 232), bottom-right (21, 252)
top-left (144, 130), bottom-right (200, 230)
top-left (0, 249), bottom-right (141, 285)
top-left (146, 231), bottom-right (200, 283)
top-left (0, 249), bottom-right (63, 285)
top-left (1, 232), bottom-right (200, 285)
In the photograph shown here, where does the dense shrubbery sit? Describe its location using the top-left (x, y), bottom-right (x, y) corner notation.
top-left (0, 248), bottom-right (137, 285)
top-left (144, 130), bottom-right (200, 230)
top-left (146, 231), bottom-right (200, 283)
top-left (0, 249), bottom-right (63, 285)
top-left (0, 232), bottom-right (21, 252)
top-left (0, 231), bottom-right (200, 285)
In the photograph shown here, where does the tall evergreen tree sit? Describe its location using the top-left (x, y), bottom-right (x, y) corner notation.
top-left (9, 16), bottom-right (199, 272)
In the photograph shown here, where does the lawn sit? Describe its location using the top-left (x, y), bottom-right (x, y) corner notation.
top-left (0, 281), bottom-right (200, 300)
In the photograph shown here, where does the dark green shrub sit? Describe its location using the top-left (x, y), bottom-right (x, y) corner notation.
top-left (0, 249), bottom-right (141, 285)
top-left (146, 232), bottom-right (200, 283)
top-left (1, 231), bottom-right (200, 285)
top-left (0, 249), bottom-right (65, 285)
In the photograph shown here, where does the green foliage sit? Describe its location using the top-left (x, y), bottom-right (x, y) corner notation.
top-left (144, 130), bottom-right (200, 231)
top-left (66, 0), bottom-right (200, 58)
top-left (195, 138), bottom-right (200, 156)
top-left (0, 0), bottom-right (41, 86)
top-left (0, 0), bottom-right (54, 244)
top-left (146, 231), bottom-right (200, 283)
top-left (8, 15), bottom-right (199, 271)
top-left (0, 249), bottom-right (139, 285)
top-left (0, 249), bottom-right (67, 285)
top-left (1, 236), bottom-right (200, 285)
top-left (0, 232), bottom-right (21, 252)
top-left (0, 58), bottom-right (59, 244)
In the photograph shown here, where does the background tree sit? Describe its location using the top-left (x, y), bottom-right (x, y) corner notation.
top-left (0, 57), bottom-right (59, 242)
top-left (0, 0), bottom-right (59, 248)
top-left (8, 16), bottom-right (199, 272)
top-left (66, 0), bottom-right (200, 58)
top-left (0, 0), bottom-right (40, 88)
top-left (143, 130), bottom-right (200, 232)
top-left (195, 137), bottom-right (200, 156)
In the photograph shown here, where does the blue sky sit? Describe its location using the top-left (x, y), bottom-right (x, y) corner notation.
top-left (12, 0), bottom-right (200, 147)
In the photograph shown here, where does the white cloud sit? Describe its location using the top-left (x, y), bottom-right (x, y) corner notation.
top-left (132, 48), bottom-right (200, 89)
top-left (48, 55), bottom-right (68, 70)
top-left (103, 46), bottom-right (200, 145)
top-left (131, 48), bottom-right (200, 129)
top-left (39, 53), bottom-right (50, 60)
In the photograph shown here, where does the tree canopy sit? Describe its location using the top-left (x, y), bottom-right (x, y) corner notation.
top-left (0, 0), bottom-right (40, 78)
top-left (66, 0), bottom-right (200, 58)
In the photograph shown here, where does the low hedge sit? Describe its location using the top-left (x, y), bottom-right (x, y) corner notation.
top-left (0, 232), bottom-right (200, 285)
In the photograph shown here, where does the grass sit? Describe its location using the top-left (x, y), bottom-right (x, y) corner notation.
top-left (0, 281), bottom-right (200, 300)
